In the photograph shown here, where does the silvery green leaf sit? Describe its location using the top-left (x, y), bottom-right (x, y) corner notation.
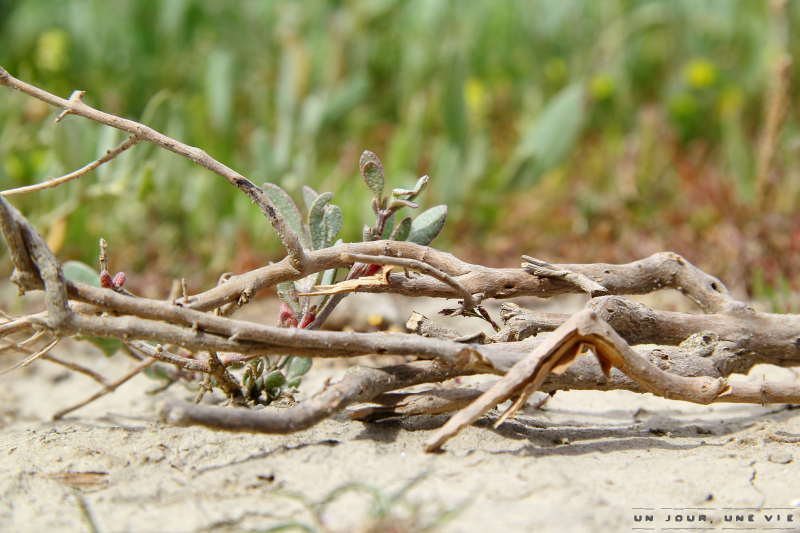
top-left (363, 224), bottom-right (374, 242)
top-left (263, 370), bottom-right (286, 390)
top-left (263, 183), bottom-right (309, 249)
top-left (360, 150), bottom-right (385, 200)
top-left (407, 205), bottom-right (448, 246)
top-left (287, 356), bottom-right (312, 380)
top-left (322, 204), bottom-right (342, 248)
top-left (388, 198), bottom-right (419, 212)
top-left (381, 212), bottom-right (396, 240)
top-left (302, 185), bottom-right (319, 211)
top-left (308, 192), bottom-right (334, 251)
top-left (277, 281), bottom-right (301, 316)
top-left (392, 175), bottom-right (428, 202)
top-left (390, 216), bottom-right (412, 241)
top-left (62, 261), bottom-right (101, 287)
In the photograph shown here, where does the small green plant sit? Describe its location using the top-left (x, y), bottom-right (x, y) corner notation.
top-left (234, 150), bottom-right (446, 406)
top-left (58, 150), bottom-right (448, 407)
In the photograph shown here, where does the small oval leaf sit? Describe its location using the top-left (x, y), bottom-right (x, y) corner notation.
top-left (323, 204), bottom-right (343, 248)
top-left (381, 212), bottom-right (396, 240)
top-left (407, 205), bottom-right (448, 246)
top-left (360, 150), bottom-right (385, 200)
top-left (390, 216), bottom-right (412, 241)
top-left (63, 261), bottom-right (101, 287)
top-left (263, 183), bottom-right (309, 249)
top-left (263, 370), bottom-right (286, 390)
top-left (75, 335), bottom-right (122, 357)
top-left (287, 356), bottom-right (312, 380)
top-left (308, 192), bottom-right (334, 251)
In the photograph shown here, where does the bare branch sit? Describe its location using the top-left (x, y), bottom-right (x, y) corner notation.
top-left (0, 66), bottom-right (306, 270)
top-left (2, 135), bottom-right (139, 197)
top-left (52, 356), bottom-right (155, 419)
top-left (40, 353), bottom-right (111, 388)
top-left (158, 360), bottom-right (467, 432)
top-left (522, 255), bottom-right (609, 297)
top-left (0, 338), bottom-right (60, 376)
top-left (338, 252), bottom-right (479, 309)
top-left (424, 309), bottom-right (800, 452)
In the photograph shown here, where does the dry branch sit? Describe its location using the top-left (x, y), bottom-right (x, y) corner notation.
top-left (1, 135), bottom-right (139, 197)
top-left (0, 66), bottom-right (306, 270)
top-left (158, 360), bottom-right (467, 432)
top-left (424, 309), bottom-right (800, 452)
top-left (1, 68), bottom-right (799, 450)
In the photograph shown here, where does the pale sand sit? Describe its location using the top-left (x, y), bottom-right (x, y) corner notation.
top-left (1, 293), bottom-right (799, 532)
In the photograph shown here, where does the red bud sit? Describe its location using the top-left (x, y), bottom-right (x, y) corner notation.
top-left (99, 270), bottom-right (113, 288)
top-left (112, 272), bottom-right (126, 288)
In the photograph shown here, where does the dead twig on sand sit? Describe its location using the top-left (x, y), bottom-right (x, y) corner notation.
top-left (1, 67), bottom-right (799, 451)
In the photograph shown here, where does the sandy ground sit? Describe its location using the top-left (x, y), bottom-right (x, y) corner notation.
top-left (1, 292), bottom-right (800, 533)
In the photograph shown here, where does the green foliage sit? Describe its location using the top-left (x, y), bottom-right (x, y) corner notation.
top-left (407, 206), bottom-right (448, 247)
top-left (0, 0), bottom-right (797, 299)
top-left (359, 150), bottom-right (385, 201)
top-left (243, 354), bottom-right (313, 405)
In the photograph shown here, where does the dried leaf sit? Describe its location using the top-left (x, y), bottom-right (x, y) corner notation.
top-left (407, 205), bottom-right (447, 246)
top-left (298, 265), bottom-right (393, 296)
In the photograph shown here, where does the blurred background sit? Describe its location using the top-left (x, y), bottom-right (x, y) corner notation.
top-left (0, 0), bottom-right (798, 311)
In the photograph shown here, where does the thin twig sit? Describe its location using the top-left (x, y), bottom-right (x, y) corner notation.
top-left (0, 66), bottom-right (306, 269)
top-left (41, 353), bottom-right (111, 388)
top-left (522, 255), bottom-right (610, 298)
top-left (1, 135), bottom-right (139, 197)
top-left (52, 356), bottom-right (155, 419)
top-left (0, 338), bottom-right (60, 376)
top-left (338, 252), bottom-right (479, 309)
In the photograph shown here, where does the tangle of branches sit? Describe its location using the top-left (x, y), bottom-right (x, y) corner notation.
top-left (1, 67), bottom-right (799, 452)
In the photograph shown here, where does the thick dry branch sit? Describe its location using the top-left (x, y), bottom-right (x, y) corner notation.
top-left (0, 67), bottom-right (306, 269)
top-left (158, 360), bottom-right (466, 432)
top-left (492, 296), bottom-right (800, 374)
top-left (424, 310), bottom-right (800, 451)
top-left (1, 135), bottom-right (139, 197)
top-left (148, 242), bottom-right (735, 315)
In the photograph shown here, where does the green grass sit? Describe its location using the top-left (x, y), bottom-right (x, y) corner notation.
top-left (1, 0), bottom-right (798, 301)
